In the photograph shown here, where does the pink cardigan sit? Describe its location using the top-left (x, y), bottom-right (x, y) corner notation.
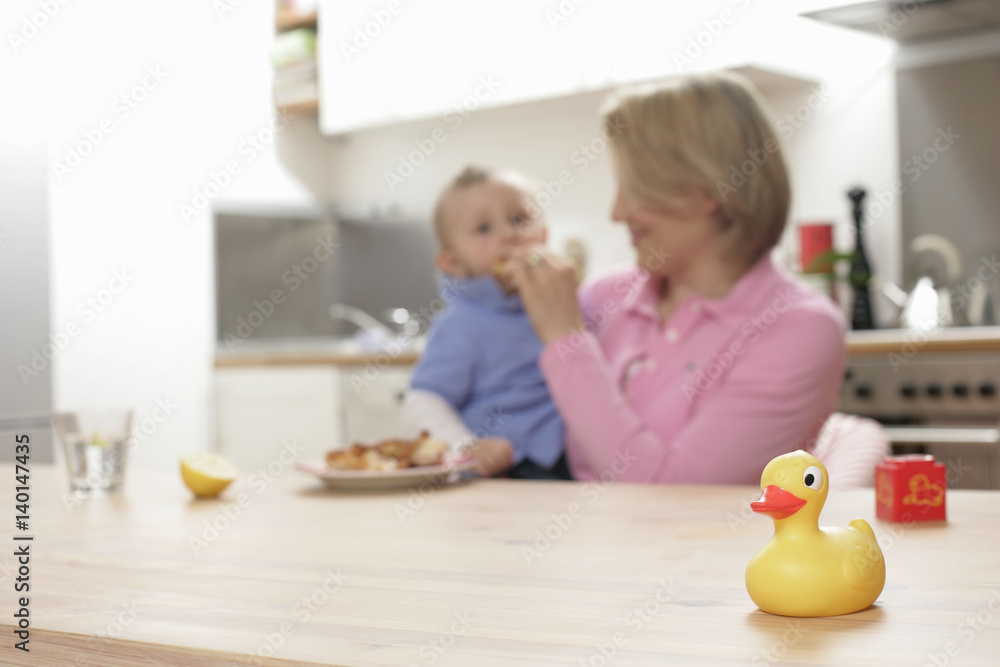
top-left (539, 254), bottom-right (845, 484)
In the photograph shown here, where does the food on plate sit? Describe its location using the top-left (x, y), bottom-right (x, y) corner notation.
top-left (410, 436), bottom-right (449, 466)
top-left (325, 432), bottom-right (450, 471)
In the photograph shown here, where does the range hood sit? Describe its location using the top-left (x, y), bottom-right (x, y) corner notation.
top-left (803, 0), bottom-right (1000, 43)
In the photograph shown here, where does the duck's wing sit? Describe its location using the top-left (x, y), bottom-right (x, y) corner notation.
top-left (842, 519), bottom-right (886, 591)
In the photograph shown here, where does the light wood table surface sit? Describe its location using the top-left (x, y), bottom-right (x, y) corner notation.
top-left (3, 464), bottom-right (999, 666)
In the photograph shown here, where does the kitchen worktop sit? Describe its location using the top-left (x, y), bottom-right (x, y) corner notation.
top-left (5, 464), bottom-right (1000, 666)
top-left (846, 326), bottom-right (1000, 354)
top-left (214, 327), bottom-right (1000, 367)
top-left (214, 337), bottom-right (421, 367)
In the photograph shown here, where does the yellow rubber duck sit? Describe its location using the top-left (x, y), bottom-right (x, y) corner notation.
top-left (745, 450), bottom-right (885, 617)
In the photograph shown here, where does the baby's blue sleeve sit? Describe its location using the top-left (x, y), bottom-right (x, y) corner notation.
top-left (409, 318), bottom-right (476, 410)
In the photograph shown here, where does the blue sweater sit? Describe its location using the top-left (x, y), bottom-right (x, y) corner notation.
top-left (410, 273), bottom-right (564, 468)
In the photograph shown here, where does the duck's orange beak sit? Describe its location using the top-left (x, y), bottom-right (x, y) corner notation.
top-left (751, 485), bottom-right (806, 519)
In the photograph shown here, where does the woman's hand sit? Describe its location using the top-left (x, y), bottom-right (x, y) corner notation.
top-left (506, 245), bottom-right (584, 344)
top-left (464, 437), bottom-right (514, 477)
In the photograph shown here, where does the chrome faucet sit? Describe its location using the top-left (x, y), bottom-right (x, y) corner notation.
top-left (329, 303), bottom-right (397, 341)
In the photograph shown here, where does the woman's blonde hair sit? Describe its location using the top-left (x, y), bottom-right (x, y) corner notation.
top-left (601, 72), bottom-right (790, 265)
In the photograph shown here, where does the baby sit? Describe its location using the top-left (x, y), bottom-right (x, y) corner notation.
top-left (403, 166), bottom-right (568, 479)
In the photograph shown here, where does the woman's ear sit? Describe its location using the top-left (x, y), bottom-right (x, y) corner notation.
top-left (436, 249), bottom-right (466, 277)
top-left (691, 188), bottom-right (720, 217)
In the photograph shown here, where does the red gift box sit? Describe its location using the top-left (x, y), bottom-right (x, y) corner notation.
top-left (876, 455), bottom-right (947, 522)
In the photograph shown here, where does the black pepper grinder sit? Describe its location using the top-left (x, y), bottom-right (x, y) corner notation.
top-left (848, 187), bottom-right (875, 330)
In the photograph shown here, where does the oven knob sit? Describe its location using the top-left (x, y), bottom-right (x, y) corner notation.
top-left (854, 384), bottom-right (873, 400)
top-left (900, 383), bottom-right (918, 399)
top-left (952, 383), bottom-right (970, 398)
top-left (926, 383), bottom-right (944, 398)
top-left (981, 382), bottom-right (997, 398)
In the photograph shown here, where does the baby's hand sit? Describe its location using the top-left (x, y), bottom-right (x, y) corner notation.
top-left (464, 437), bottom-right (514, 477)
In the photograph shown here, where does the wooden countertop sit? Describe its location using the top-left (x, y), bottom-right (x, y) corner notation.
top-left (847, 326), bottom-right (1000, 355)
top-left (215, 350), bottom-right (419, 368)
top-left (4, 465), bottom-right (1000, 666)
top-left (213, 327), bottom-right (1000, 367)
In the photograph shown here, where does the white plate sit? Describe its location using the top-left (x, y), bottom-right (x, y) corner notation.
top-left (296, 457), bottom-right (477, 491)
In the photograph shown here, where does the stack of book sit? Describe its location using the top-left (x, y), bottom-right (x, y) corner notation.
top-left (271, 27), bottom-right (317, 108)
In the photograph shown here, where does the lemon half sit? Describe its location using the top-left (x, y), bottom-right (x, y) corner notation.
top-left (181, 453), bottom-right (238, 498)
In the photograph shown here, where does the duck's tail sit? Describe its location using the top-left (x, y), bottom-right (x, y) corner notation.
top-left (849, 518), bottom-right (877, 542)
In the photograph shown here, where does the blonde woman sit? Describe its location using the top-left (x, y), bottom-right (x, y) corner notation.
top-left (505, 73), bottom-right (845, 484)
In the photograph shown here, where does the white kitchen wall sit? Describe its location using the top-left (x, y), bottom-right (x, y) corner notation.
top-left (1, 0), bottom-right (333, 469)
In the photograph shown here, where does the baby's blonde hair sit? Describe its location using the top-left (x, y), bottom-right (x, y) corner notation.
top-left (601, 72), bottom-right (790, 265)
top-left (432, 165), bottom-right (540, 247)
top-left (432, 165), bottom-right (491, 248)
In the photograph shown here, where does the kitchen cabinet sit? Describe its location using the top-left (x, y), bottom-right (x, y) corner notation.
top-left (316, 0), bottom-right (812, 135)
top-left (214, 361), bottom-right (416, 470)
top-left (214, 366), bottom-right (340, 471)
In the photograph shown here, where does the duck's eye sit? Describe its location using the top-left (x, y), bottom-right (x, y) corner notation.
top-left (803, 465), bottom-right (824, 490)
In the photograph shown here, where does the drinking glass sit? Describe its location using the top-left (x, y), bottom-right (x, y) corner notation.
top-left (55, 409), bottom-right (133, 495)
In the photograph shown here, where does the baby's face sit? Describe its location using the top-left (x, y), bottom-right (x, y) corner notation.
top-left (438, 178), bottom-right (546, 277)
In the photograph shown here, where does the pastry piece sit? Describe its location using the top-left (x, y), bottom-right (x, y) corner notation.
top-left (325, 444), bottom-right (373, 470)
top-left (492, 259), bottom-right (516, 294)
top-left (375, 438), bottom-right (419, 465)
top-left (411, 436), bottom-right (449, 466)
top-left (325, 432), bottom-right (449, 471)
